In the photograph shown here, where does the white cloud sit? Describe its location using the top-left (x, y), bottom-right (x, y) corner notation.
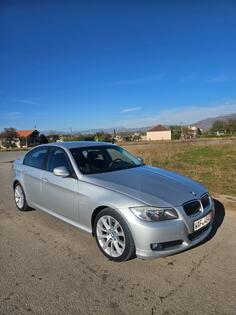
top-left (14, 99), bottom-right (39, 105)
top-left (114, 74), bottom-right (165, 86)
top-left (116, 101), bottom-right (236, 127)
top-left (4, 112), bottom-right (22, 120)
top-left (121, 106), bottom-right (142, 113)
top-left (207, 75), bottom-right (229, 83)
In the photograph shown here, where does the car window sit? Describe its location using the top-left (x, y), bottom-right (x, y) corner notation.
top-left (70, 145), bottom-right (143, 174)
top-left (23, 147), bottom-right (48, 169)
top-left (47, 147), bottom-right (73, 173)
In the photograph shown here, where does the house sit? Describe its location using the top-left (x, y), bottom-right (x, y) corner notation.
top-left (113, 135), bottom-right (123, 142)
top-left (188, 126), bottom-right (202, 138)
top-left (146, 125), bottom-right (171, 141)
top-left (16, 129), bottom-right (40, 148)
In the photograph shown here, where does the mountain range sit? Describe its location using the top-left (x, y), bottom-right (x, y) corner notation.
top-left (193, 113), bottom-right (236, 131)
top-left (43, 112), bottom-right (236, 135)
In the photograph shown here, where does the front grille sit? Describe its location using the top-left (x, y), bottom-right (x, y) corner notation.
top-left (183, 200), bottom-right (201, 216)
top-left (201, 194), bottom-right (210, 209)
top-left (188, 224), bottom-right (210, 241)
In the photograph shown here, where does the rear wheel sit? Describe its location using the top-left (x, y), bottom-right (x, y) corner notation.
top-left (14, 183), bottom-right (30, 211)
top-left (94, 208), bottom-right (135, 262)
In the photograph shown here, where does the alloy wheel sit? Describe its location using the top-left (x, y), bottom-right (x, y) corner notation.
top-left (96, 215), bottom-right (126, 257)
top-left (15, 185), bottom-right (24, 209)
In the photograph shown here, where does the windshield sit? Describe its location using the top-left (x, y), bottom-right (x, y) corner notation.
top-left (70, 145), bottom-right (144, 174)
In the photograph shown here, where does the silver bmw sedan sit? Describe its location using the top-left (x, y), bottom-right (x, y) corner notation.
top-left (12, 141), bottom-right (215, 262)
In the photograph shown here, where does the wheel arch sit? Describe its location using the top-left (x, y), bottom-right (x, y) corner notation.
top-left (13, 179), bottom-right (21, 189)
top-left (91, 205), bottom-right (109, 236)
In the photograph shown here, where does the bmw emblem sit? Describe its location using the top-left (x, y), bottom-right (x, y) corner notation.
top-left (190, 191), bottom-right (197, 197)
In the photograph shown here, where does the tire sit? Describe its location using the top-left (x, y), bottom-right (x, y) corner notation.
top-left (94, 208), bottom-right (135, 262)
top-left (14, 183), bottom-right (31, 211)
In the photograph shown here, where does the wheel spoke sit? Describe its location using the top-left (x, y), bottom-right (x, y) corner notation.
top-left (110, 242), bottom-right (116, 256)
top-left (116, 231), bottom-right (125, 237)
top-left (113, 240), bottom-right (122, 255)
top-left (117, 239), bottom-right (125, 248)
top-left (15, 190), bottom-right (20, 198)
top-left (107, 216), bottom-right (112, 227)
top-left (104, 238), bottom-right (111, 250)
top-left (98, 234), bottom-right (108, 240)
top-left (113, 221), bottom-right (119, 230)
top-left (98, 223), bottom-right (108, 234)
top-left (101, 217), bottom-right (110, 231)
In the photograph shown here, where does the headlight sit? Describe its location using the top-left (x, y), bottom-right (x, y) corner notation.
top-left (130, 206), bottom-right (178, 222)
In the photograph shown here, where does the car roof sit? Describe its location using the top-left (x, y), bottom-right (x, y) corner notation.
top-left (40, 141), bottom-right (116, 150)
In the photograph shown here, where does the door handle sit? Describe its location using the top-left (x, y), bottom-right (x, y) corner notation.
top-left (40, 176), bottom-right (49, 183)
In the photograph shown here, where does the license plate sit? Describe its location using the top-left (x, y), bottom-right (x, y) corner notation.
top-left (194, 213), bottom-right (211, 231)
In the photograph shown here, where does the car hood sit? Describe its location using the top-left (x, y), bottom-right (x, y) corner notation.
top-left (83, 165), bottom-right (207, 207)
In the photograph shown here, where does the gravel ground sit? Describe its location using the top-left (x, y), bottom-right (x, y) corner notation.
top-left (0, 151), bottom-right (236, 315)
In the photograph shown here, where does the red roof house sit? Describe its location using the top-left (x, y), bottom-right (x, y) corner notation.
top-left (16, 129), bottom-right (39, 147)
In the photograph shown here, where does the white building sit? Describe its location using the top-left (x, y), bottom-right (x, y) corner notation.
top-left (146, 125), bottom-right (171, 141)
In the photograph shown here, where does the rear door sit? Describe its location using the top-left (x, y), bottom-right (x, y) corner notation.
top-left (22, 146), bottom-right (49, 208)
top-left (41, 147), bottom-right (79, 222)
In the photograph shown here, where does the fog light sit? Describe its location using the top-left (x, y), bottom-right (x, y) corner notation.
top-left (150, 243), bottom-right (163, 251)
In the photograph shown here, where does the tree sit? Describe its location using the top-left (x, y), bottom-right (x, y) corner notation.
top-left (0, 127), bottom-right (17, 148)
top-left (226, 119), bottom-right (236, 134)
top-left (170, 125), bottom-right (181, 140)
top-left (132, 134), bottom-right (141, 141)
top-left (211, 120), bottom-right (226, 133)
top-left (83, 134), bottom-right (96, 141)
top-left (39, 134), bottom-right (48, 144)
top-left (0, 127), bottom-right (17, 140)
top-left (182, 126), bottom-right (190, 139)
top-left (47, 134), bottom-right (60, 142)
top-left (197, 128), bottom-right (202, 136)
top-left (95, 132), bottom-right (112, 142)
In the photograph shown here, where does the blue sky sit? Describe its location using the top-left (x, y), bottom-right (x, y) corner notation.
top-left (1, 0), bottom-right (236, 131)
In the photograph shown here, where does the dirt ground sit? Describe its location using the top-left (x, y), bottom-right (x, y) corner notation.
top-left (0, 151), bottom-right (236, 315)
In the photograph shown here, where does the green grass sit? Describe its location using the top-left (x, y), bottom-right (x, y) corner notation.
top-left (124, 143), bottom-right (236, 196)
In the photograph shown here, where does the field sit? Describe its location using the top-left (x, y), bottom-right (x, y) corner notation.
top-left (123, 141), bottom-right (236, 197)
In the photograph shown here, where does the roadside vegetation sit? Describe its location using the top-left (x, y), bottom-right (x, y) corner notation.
top-left (124, 142), bottom-right (236, 197)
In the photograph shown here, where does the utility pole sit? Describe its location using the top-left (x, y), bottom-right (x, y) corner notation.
top-left (180, 122), bottom-right (184, 140)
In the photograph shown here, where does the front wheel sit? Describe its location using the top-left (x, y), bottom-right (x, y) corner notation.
top-left (14, 183), bottom-right (30, 211)
top-left (94, 208), bottom-right (135, 262)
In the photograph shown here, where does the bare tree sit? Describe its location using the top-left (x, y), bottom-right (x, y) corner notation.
top-left (0, 128), bottom-right (18, 148)
top-left (0, 127), bottom-right (17, 140)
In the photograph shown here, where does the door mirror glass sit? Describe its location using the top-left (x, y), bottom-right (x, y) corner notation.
top-left (53, 166), bottom-right (70, 177)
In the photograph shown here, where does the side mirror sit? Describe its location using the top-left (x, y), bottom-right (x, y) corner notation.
top-left (137, 156), bottom-right (144, 164)
top-left (53, 166), bottom-right (70, 177)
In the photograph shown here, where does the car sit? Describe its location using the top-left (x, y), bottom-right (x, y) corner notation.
top-left (12, 141), bottom-right (215, 262)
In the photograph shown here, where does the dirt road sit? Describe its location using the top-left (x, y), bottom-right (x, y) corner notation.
top-left (0, 151), bottom-right (236, 314)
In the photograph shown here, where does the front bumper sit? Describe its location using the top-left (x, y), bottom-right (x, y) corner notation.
top-left (136, 221), bottom-right (213, 259)
top-left (123, 199), bottom-right (215, 260)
